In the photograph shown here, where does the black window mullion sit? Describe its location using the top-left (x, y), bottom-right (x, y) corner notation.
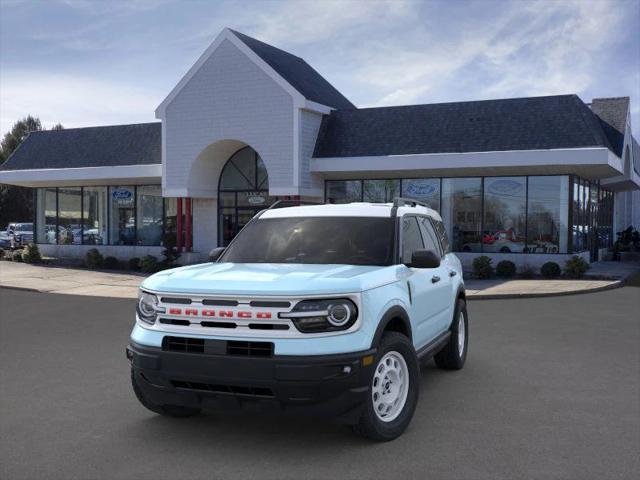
top-left (480, 177), bottom-right (485, 253)
top-left (55, 188), bottom-right (59, 245)
top-left (80, 187), bottom-right (84, 245)
top-left (524, 177), bottom-right (529, 253)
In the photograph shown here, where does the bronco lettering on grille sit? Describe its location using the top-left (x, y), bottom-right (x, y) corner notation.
top-left (166, 308), bottom-right (272, 320)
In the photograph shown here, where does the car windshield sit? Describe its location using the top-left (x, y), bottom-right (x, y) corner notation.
top-left (14, 224), bottom-right (32, 231)
top-left (220, 216), bottom-right (395, 266)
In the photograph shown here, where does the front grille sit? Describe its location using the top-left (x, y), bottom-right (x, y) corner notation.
top-left (163, 336), bottom-right (204, 353)
top-left (227, 340), bottom-right (273, 357)
top-left (162, 336), bottom-right (274, 357)
top-left (171, 380), bottom-right (274, 397)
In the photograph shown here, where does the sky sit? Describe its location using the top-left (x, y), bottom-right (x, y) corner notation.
top-left (1, 0), bottom-right (639, 137)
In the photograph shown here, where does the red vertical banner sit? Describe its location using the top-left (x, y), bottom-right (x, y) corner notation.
top-left (176, 197), bottom-right (183, 252)
top-left (185, 198), bottom-right (192, 252)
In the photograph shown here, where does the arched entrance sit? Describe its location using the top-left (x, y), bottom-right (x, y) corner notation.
top-left (218, 146), bottom-right (274, 245)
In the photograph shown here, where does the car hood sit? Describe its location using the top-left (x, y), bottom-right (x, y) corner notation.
top-left (142, 262), bottom-right (402, 296)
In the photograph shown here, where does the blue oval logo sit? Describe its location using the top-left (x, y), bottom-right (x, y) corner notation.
top-left (405, 181), bottom-right (438, 197)
top-left (112, 189), bottom-right (133, 200)
top-left (488, 179), bottom-right (523, 196)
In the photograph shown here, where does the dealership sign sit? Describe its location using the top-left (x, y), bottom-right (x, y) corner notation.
top-left (488, 179), bottom-right (523, 197)
top-left (112, 188), bottom-right (134, 206)
top-left (404, 180), bottom-right (438, 198)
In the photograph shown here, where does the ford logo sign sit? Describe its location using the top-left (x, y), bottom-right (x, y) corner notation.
top-left (405, 181), bottom-right (438, 197)
top-left (112, 189), bottom-right (133, 200)
top-left (488, 179), bottom-right (522, 196)
top-left (247, 195), bottom-right (266, 205)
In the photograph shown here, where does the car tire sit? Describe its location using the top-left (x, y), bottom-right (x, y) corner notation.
top-left (353, 332), bottom-right (419, 442)
top-left (434, 298), bottom-right (468, 370)
top-left (131, 368), bottom-right (201, 418)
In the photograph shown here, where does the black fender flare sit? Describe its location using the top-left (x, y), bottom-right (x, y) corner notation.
top-left (371, 305), bottom-right (413, 348)
top-left (448, 285), bottom-right (467, 329)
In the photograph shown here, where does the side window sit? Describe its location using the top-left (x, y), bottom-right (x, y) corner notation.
top-left (402, 216), bottom-right (424, 263)
top-left (419, 217), bottom-right (443, 257)
top-left (434, 219), bottom-right (450, 253)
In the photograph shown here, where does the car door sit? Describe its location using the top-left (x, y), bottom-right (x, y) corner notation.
top-left (419, 217), bottom-right (454, 334)
top-left (400, 215), bottom-right (448, 348)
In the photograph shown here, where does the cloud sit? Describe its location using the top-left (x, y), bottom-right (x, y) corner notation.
top-left (0, 72), bottom-right (160, 132)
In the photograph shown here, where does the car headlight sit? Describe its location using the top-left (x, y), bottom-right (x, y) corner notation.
top-left (280, 298), bottom-right (358, 333)
top-left (136, 290), bottom-right (164, 325)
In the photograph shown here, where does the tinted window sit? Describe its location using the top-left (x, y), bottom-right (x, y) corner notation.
top-left (419, 217), bottom-right (442, 257)
top-left (401, 217), bottom-right (424, 263)
top-left (434, 220), bottom-right (450, 253)
top-left (221, 217), bottom-right (395, 266)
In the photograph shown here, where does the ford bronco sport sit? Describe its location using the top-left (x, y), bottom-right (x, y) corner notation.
top-left (127, 198), bottom-right (468, 441)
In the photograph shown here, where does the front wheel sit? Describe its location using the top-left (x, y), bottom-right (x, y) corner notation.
top-left (434, 298), bottom-right (468, 370)
top-left (353, 332), bottom-right (419, 442)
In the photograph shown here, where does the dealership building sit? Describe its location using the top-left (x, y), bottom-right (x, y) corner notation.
top-left (1, 28), bottom-right (638, 267)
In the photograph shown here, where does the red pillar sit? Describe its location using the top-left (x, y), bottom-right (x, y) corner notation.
top-left (185, 198), bottom-right (192, 252)
top-left (176, 197), bottom-right (183, 252)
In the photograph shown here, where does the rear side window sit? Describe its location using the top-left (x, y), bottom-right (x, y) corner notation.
top-left (419, 217), bottom-right (443, 257)
top-left (401, 217), bottom-right (424, 263)
top-left (433, 219), bottom-right (450, 253)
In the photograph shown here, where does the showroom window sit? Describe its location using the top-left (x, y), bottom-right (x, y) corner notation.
top-left (483, 177), bottom-right (526, 254)
top-left (326, 180), bottom-right (362, 203)
top-left (324, 175), bottom-right (609, 255)
top-left (363, 179), bottom-right (400, 203)
top-left (109, 186), bottom-right (136, 245)
top-left (35, 186), bottom-right (174, 247)
top-left (527, 176), bottom-right (569, 254)
top-left (136, 186), bottom-right (163, 246)
top-left (57, 188), bottom-right (82, 245)
top-left (83, 187), bottom-right (107, 245)
top-left (441, 178), bottom-right (482, 252)
top-left (35, 188), bottom-right (57, 244)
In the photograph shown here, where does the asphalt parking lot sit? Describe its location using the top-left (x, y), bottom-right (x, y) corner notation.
top-left (1, 286), bottom-right (638, 480)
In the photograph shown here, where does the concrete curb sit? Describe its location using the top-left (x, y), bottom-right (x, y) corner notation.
top-left (0, 285), bottom-right (41, 293)
top-left (467, 279), bottom-right (624, 300)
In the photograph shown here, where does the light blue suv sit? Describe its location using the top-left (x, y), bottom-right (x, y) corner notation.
top-left (127, 198), bottom-right (468, 441)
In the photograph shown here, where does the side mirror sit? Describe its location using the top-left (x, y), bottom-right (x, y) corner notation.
top-left (407, 249), bottom-right (440, 269)
top-left (209, 247), bottom-right (226, 262)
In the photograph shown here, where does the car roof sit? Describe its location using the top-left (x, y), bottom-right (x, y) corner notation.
top-left (260, 202), bottom-right (443, 221)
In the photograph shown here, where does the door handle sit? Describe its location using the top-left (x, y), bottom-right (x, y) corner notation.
top-left (431, 275), bottom-right (441, 283)
top-left (449, 270), bottom-right (457, 277)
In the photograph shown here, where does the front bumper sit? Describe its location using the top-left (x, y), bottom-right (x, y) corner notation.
top-left (127, 341), bottom-right (376, 424)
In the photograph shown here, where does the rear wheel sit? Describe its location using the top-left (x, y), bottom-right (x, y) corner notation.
top-left (131, 368), bottom-right (201, 418)
top-left (434, 298), bottom-right (468, 370)
top-left (353, 332), bottom-right (419, 441)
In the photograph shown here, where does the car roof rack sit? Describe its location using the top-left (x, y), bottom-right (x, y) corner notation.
top-left (391, 197), bottom-right (431, 217)
top-left (266, 199), bottom-right (325, 210)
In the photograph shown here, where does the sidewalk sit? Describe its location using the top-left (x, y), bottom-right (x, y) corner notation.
top-left (1, 261), bottom-right (637, 300)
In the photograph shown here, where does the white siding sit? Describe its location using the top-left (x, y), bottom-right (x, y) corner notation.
top-left (192, 198), bottom-right (217, 254)
top-left (299, 109), bottom-right (324, 195)
top-left (163, 39), bottom-right (294, 196)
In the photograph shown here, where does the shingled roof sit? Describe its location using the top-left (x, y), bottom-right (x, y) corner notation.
top-left (230, 29), bottom-right (355, 110)
top-left (0, 122), bottom-right (161, 171)
top-left (590, 97), bottom-right (629, 157)
top-left (313, 94), bottom-right (616, 158)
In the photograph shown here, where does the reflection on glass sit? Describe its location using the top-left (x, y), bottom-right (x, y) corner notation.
top-left (136, 186), bottom-right (163, 246)
top-left (326, 180), bottom-right (362, 203)
top-left (55, 188), bottom-right (82, 245)
top-left (36, 188), bottom-right (57, 244)
top-left (402, 178), bottom-right (440, 211)
top-left (83, 187), bottom-right (107, 245)
top-left (363, 180), bottom-right (400, 202)
top-left (527, 176), bottom-right (569, 253)
top-left (441, 178), bottom-right (482, 252)
top-left (109, 186), bottom-right (136, 245)
top-left (483, 177), bottom-right (526, 253)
